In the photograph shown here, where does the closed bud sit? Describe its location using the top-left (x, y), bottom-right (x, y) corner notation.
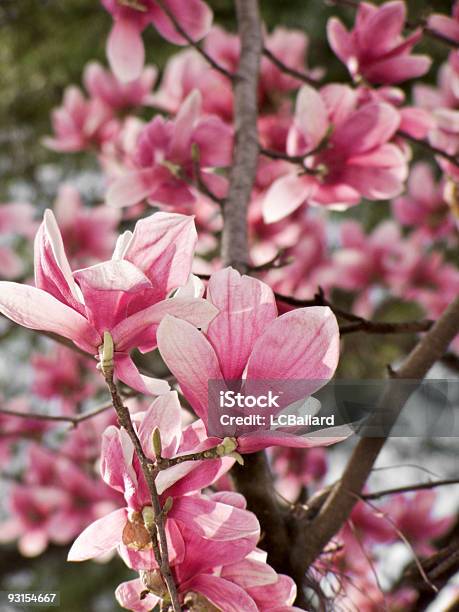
top-left (152, 427), bottom-right (162, 458)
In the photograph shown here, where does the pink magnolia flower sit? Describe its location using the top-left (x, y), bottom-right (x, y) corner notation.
top-left (387, 491), bottom-right (453, 556)
top-left (101, 0), bottom-right (212, 82)
top-left (428, 2), bottom-right (459, 45)
top-left (0, 210), bottom-right (217, 394)
top-left (31, 345), bottom-right (96, 412)
top-left (106, 90), bottom-right (232, 212)
top-left (44, 86), bottom-right (120, 153)
top-left (263, 85), bottom-right (407, 223)
top-left (332, 220), bottom-right (408, 293)
top-left (157, 267), bottom-right (349, 453)
top-left (0, 202), bottom-right (37, 280)
top-left (152, 48), bottom-right (233, 120)
top-left (68, 392), bottom-right (259, 570)
top-left (0, 444), bottom-right (120, 556)
top-left (327, 1), bottom-right (431, 84)
top-left (52, 184), bottom-right (121, 267)
top-left (83, 61), bottom-right (157, 111)
top-left (116, 546), bottom-right (301, 611)
top-left (393, 162), bottom-right (456, 241)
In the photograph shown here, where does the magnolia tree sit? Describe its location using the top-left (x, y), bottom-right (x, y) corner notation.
top-left (1, 0), bottom-right (459, 610)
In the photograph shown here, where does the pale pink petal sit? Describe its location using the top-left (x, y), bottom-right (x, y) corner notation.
top-left (192, 115), bottom-right (233, 167)
top-left (171, 495), bottom-right (260, 542)
top-left (263, 174), bottom-right (315, 224)
top-left (183, 574), bottom-right (257, 612)
top-left (111, 296), bottom-right (218, 353)
top-left (326, 17), bottom-right (353, 66)
top-left (19, 530), bottom-right (49, 557)
top-left (237, 425), bottom-right (353, 454)
top-left (106, 169), bottom-right (156, 208)
top-left (115, 579), bottom-right (159, 612)
top-left (67, 508), bottom-right (127, 561)
top-left (289, 85), bottom-right (329, 154)
top-left (107, 19), bottom-right (145, 83)
top-left (34, 209), bottom-right (82, 310)
top-left (245, 306), bottom-right (340, 406)
top-left (114, 353), bottom-right (170, 395)
top-left (138, 391), bottom-right (182, 459)
top-left (0, 282), bottom-right (99, 353)
top-left (123, 212), bottom-right (197, 294)
top-left (221, 558), bottom-right (278, 589)
top-left (157, 315), bottom-right (223, 420)
top-left (206, 267), bottom-right (277, 379)
top-left (170, 89), bottom-right (201, 160)
top-left (249, 574), bottom-right (298, 609)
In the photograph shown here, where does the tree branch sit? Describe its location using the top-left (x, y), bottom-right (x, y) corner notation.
top-left (362, 478), bottom-right (459, 501)
top-left (295, 296), bottom-right (459, 573)
top-left (220, 0), bottom-right (262, 274)
top-left (0, 399), bottom-right (115, 426)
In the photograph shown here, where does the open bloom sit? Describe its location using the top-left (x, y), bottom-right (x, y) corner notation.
top-left (0, 210), bottom-right (217, 394)
top-left (101, 0), bottom-right (212, 82)
top-left (392, 162), bottom-right (456, 241)
top-left (83, 62), bottom-right (157, 111)
top-left (44, 86), bottom-right (120, 153)
top-left (327, 1), bottom-right (431, 84)
top-left (116, 545), bottom-right (301, 611)
top-left (52, 184), bottom-right (121, 267)
top-left (68, 392), bottom-right (259, 570)
top-left (263, 85), bottom-right (407, 223)
top-left (158, 267), bottom-right (350, 453)
top-left (106, 90), bottom-right (232, 212)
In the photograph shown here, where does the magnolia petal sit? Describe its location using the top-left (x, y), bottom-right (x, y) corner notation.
top-left (157, 315), bottom-right (223, 421)
top-left (138, 391), bottom-right (182, 459)
top-left (183, 574), bottom-right (258, 612)
top-left (106, 169), bottom-right (155, 208)
top-left (206, 267), bottom-right (277, 380)
top-left (107, 19), bottom-right (145, 83)
top-left (123, 212), bottom-right (197, 294)
top-left (263, 174), bottom-right (314, 224)
top-left (115, 579), bottom-right (160, 612)
top-left (0, 282), bottom-right (99, 354)
top-left (67, 508), bottom-right (127, 561)
top-left (114, 353), bottom-right (170, 396)
top-left (150, 0), bottom-right (213, 45)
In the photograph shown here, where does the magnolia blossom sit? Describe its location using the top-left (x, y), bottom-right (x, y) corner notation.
top-left (327, 1), bottom-right (431, 84)
top-left (393, 162), bottom-right (456, 241)
top-left (263, 85), bottom-right (407, 222)
top-left (0, 444), bottom-right (120, 557)
top-left (101, 0), bottom-right (212, 82)
top-left (52, 184), bottom-right (121, 267)
top-left (428, 1), bottom-right (459, 45)
top-left (106, 90), bottom-right (232, 211)
top-left (0, 210), bottom-right (217, 394)
top-left (116, 546), bottom-right (301, 611)
top-left (44, 86), bottom-right (120, 153)
top-left (158, 267), bottom-right (349, 453)
top-left (68, 392), bottom-right (259, 570)
top-left (83, 61), bottom-right (157, 111)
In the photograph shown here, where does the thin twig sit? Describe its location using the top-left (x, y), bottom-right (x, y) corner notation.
top-left (155, 0), bottom-right (234, 80)
top-left (103, 367), bottom-right (181, 611)
top-left (262, 47), bottom-right (320, 87)
top-left (363, 478), bottom-right (459, 501)
top-left (0, 400), bottom-right (114, 426)
top-left (397, 130), bottom-right (459, 169)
